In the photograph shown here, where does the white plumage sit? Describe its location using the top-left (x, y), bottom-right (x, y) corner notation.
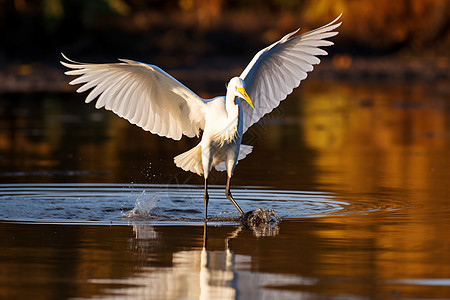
top-left (240, 14), bottom-right (341, 133)
top-left (63, 58), bottom-right (206, 140)
top-left (61, 14), bottom-right (341, 218)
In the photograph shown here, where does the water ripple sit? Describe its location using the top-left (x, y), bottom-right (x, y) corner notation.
top-left (0, 183), bottom-right (396, 224)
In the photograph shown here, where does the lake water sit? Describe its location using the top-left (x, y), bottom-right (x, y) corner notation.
top-left (1, 79), bottom-right (450, 299)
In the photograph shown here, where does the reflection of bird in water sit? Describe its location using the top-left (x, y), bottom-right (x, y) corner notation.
top-left (61, 14), bottom-right (341, 219)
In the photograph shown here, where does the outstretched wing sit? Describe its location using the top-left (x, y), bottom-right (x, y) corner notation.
top-left (61, 54), bottom-right (207, 140)
top-left (239, 14), bottom-right (342, 133)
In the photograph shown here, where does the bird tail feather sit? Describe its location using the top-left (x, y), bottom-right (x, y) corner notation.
top-left (174, 144), bottom-right (203, 176)
top-left (214, 144), bottom-right (253, 172)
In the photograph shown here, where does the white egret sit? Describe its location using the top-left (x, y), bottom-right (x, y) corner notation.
top-left (61, 14), bottom-right (341, 219)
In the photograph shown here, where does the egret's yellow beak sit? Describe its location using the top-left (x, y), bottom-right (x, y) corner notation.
top-left (236, 87), bottom-right (254, 109)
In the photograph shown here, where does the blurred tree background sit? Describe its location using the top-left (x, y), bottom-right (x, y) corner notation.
top-left (0, 0), bottom-right (448, 91)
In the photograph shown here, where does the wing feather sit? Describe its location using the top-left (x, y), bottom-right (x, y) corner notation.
top-left (119, 80), bottom-right (138, 113)
top-left (97, 83), bottom-right (116, 110)
top-left (114, 81), bottom-right (129, 112)
top-left (154, 110), bottom-right (163, 135)
top-left (293, 47), bottom-right (329, 56)
top-left (61, 54), bottom-right (207, 140)
top-left (240, 13), bottom-right (342, 133)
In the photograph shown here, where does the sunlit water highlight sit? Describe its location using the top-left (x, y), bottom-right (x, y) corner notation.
top-left (1, 81), bottom-right (449, 299)
top-left (0, 183), bottom-right (404, 224)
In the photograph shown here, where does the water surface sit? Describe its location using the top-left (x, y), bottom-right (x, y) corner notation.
top-left (1, 80), bottom-right (450, 299)
top-left (0, 183), bottom-right (347, 223)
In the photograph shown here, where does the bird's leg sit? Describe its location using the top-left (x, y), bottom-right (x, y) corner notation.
top-left (203, 221), bottom-right (208, 248)
top-left (226, 176), bottom-right (244, 215)
top-left (203, 177), bottom-right (209, 220)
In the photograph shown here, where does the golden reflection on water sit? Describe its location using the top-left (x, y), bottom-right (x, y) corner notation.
top-left (1, 81), bottom-right (450, 299)
top-left (2, 217), bottom-right (448, 299)
top-left (298, 81), bottom-right (450, 194)
top-left (1, 81), bottom-right (449, 192)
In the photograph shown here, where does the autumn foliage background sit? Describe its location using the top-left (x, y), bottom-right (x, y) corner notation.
top-left (0, 0), bottom-right (448, 91)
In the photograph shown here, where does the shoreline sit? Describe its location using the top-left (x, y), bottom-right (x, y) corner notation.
top-left (0, 56), bottom-right (448, 94)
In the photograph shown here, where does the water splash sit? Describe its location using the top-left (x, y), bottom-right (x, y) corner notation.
top-left (122, 190), bottom-right (162, 219)
top-left (240, 208), bottom-right (281, 237)
top-left (0, 183), bottom-right (405, 224)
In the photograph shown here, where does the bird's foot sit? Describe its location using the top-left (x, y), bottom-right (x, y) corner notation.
top-left (226, 193), bottom-right (244, 215)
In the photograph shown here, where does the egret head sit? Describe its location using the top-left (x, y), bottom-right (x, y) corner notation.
top-left (229, 77), bottom-right (254, 109)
